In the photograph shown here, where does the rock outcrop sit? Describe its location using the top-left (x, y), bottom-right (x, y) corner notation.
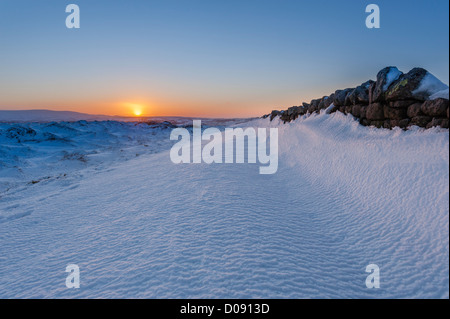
top-left (266, 67), bottom-right (449, 130)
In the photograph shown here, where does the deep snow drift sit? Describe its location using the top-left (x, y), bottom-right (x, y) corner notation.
top-left (0, 112), bottom-right (448, 298)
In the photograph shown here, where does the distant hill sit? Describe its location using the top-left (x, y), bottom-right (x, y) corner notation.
top-left (0, 109), bottom-right (252, 125)
top-left (0, 110), bottom-right (138, 123)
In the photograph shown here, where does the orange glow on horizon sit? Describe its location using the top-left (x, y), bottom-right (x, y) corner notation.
top-left (122, 102), bottom-right (147, 117)
top-left (0, 97), bottom-right (285, 118)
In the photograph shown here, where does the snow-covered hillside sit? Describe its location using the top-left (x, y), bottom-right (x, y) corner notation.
top-left (0, 112), bottom-right (448, 298)
top-left (0, 120), bottom-right (177, 194)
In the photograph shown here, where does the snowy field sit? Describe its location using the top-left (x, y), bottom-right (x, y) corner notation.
top-left (0, 111), bottom-right (448, 298)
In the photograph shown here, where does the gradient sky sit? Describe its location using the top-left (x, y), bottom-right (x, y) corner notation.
top-left (0, 0), bottom-right (448, 117)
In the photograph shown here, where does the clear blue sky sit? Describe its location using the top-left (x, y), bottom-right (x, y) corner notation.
top-left (0, 0), bottom-right (448, 117)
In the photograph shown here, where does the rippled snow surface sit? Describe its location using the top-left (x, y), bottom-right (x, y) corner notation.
top-left (0, 113), bottom-right (448, 298)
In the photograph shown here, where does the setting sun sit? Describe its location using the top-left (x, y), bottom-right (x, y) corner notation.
top-left (122, 102), bottom-right (147, 117)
